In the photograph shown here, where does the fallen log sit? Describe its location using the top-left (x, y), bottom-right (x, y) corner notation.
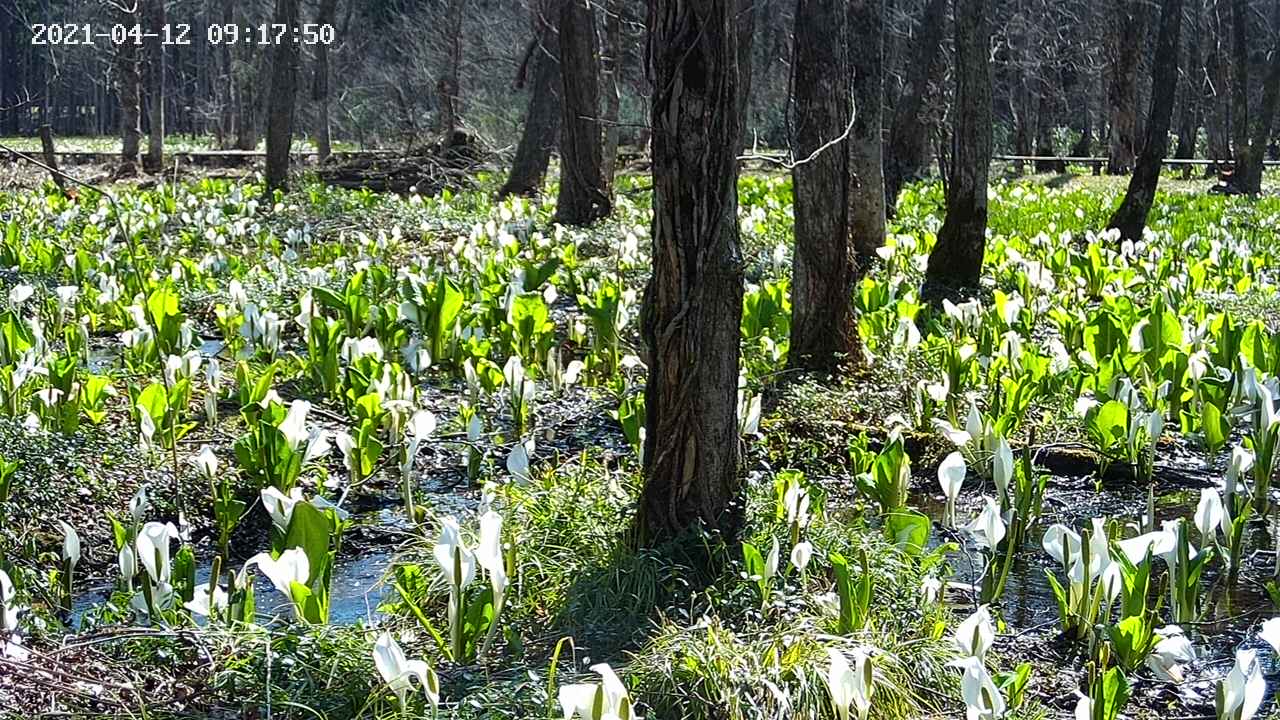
top-left (314, 130), bottom-right (492, 194)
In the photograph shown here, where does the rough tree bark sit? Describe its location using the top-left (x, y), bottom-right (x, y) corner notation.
top-left (1175, 0), bottom-right (1204, 178)
top-left (789, 0), bottom-right (860, 372)
top-left (1206, 0), bottom-right (1232, 162)
top-left (264, 0), bottom-right (302, 194)
top-left (601, 0), bottom-right (623, 197)
top-left (1230, 0), bottom-right (1252, 179)
top-left (116, 8), bottom-right (142, 177)
top-left (554, 0), bottom-right (610, 225)
top-left (1107, 0), bottom-right (1147, 174)
top-left (234, 3), bottom-right (259, 151)
top-left (1034, 93), bottom-right (1066, 172)
top-left (143, 0), bottom-right (165, 171)
top-left (219, 0), bottom-right (236, 148)
top-left (923, 0), bottom-right (992, 301)
top-left (884, 0), bottom-right (948, 211)
top-left (1068, 0), bottom-right (1096, 158)
top-left (312, 0), bottom-right (339, 163)
top-left (498, 0), bottom-right (562, 199)
top-left (637, 0), bottom-right (748, 545)
top-left (848, 0), bottom-right (886, 258)
top-left (1108, 0), bottom-right (1184, 239)
top-left (437, 0), bottom-right (468, 135)
top-left (1240, 21), bottom-right (1280, 192)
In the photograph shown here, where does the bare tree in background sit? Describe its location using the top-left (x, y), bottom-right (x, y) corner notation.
top-left (1230, 0), bottom-right (1250, 179)
top-left (115, 5), bottom-right (142, 176)
top-left (601, 0), bottom-right (623, 197)
top-left (849, 0), bottom-right (886, 253)
top-left (143, 0), bottom-right (165, 171)
top-left (1108, 0), bottom-right (1183, 239)
top-left (1239, 6), bottom-right (1280, 193)
top-left (1069, 0), bottom-right (1099, 157)
top-left (218, 0), bottom-right (235, 148)
top-left (499, 0), bottom-right (562, 198)
top-left (637, 0), bottom-right (748, 544)
top-left (1106, 0), bottom-right (1147, 173)
top-left (924, 0), bottom-right (992, 300)
top-left (312, 0), bottom-right (340, 163)
top-left (438, 0), bottom-right (468, 136)
top-left (1175, 0), bottom-right (1205, 176)
top-left (884, 0), bottom-right (948, 210)
top-left (789, 0), bottom-right (860, 372)
top-left (234, 2), bottom-right (260, 151)
top-left (265, 0), bottom-right (301, 194)
top-left (1205, 0), bottom-right (1231, 162)
top-left (554, 0), bottom-right (610, 225)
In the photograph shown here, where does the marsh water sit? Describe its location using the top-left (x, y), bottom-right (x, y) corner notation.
top-left (911, 445), bottom-right (1280, 712)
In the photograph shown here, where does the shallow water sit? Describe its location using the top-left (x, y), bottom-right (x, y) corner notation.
top-left (914, 451), bottom-right (1280, 714)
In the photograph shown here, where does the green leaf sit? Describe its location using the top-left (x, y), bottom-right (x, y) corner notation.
top-left (885, 510), bottom-right (931, 556)
top-left (282, 502), bottom-right (334, 585)
top-left (1203, 402), bottom-right (1228, 455)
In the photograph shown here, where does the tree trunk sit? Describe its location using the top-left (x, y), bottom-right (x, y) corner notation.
top-left (1034, 92), bottom-right (1066, 172)
top-left (1175, 0), bottom-right (1204, 176)
top-left (1107, 1), bottom-right (1147, 173)
top-left (1206, 0), bottom-right (1232, 162)
top-left (264, 0), bottom-right (302, 194)
top-left (437, 0), bottom-right (468, 135)
top-left (1108, 0), bottom-right (1184, 239)
top-left (313, 0), bottom-right (340, 163)
top-left (219, 0), bottom-right (236, 148)
top-left (1230, 0), bottom-right (1251, 175)
top-left (789, 0), bottom-right (861, 372)
top-left (1240, 24), bottom-right (1280, 192)
top-left (554, 0), bottom-right (610, 225)
top-left (848, 0), bottom-right (886, 258)
top-left (143, 0), bottom-right (165, 171)
top-left (923, 0), bottom-right (992, 301)
top-left (737, 0), bottom-right (756, 125)
top-left (601, 0), bottom-right (623, 197)
top-left (637, 0), bottom-right (747, 545)
top-left (116, 12), bottom-right (142, 177)
top-left (1068, 0), bottom-right (1095, 158)
top-left (884, 0), bottom-right (948, 211)
top-left (234, 4), bottom-right (259, 151)
top-left (498, 1), bottom-right (563, 199)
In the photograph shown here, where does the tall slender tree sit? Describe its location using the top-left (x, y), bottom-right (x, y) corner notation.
top-left (115, 6), bottom-right (142, 177)
top-left (1230, 0), bottom-right (1251, 177)
top-left (554, 0), bottom-right (610, 225)
top-left (789, 0), bottom-right (858, 371)
top-left (1206, 0), bottom-right (1232, 162)
top-left (143, 0), bottom-right (165, 171)
top-left (601, 0), bottom-right (624, 197)
top-left (1237, 4), bottom-right (1280, 193)
top-left (264, 0), bottom-right (302, 194)
top-left (848, 0), bottom-right (886, 256)
top-left (498, 0), bottom-right (562, 198)
top-left (1108, 0), bottom-right (1184, 239)
top-left (923, 0), bottom-right (992, 300)
top-left (637, 0), bottom-right (748, 544)
top-left (884, 0), bottom-right (948, 210)
top-left (1106, 0), bottom-right (1147, 174)
top-left (312, 0), bottom-right (340, 163)
top-left (218, 0), bottom-right (236, 148)
top-left (437, 0), bottom-right (468, 135)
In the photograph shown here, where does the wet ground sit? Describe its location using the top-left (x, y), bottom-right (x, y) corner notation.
top-left (911, 438), bottom-right (1280, 717)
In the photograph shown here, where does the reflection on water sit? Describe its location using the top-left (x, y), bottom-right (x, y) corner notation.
top-left (72, 548), bottom-right (394, 628)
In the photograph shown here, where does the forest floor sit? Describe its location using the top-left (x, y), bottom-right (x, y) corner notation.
top-left (0, 162), bottom-right (1279, 719)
